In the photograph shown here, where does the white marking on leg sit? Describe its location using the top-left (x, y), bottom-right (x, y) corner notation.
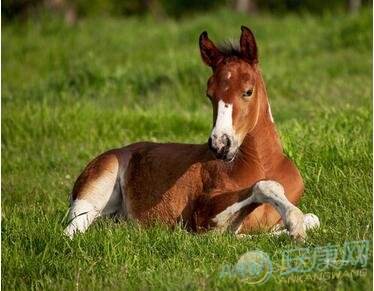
top-left (100, 179), bottom-right (123, 216)
top-left (303, 213), bottom-right (320, 230)
top-left (269, 213), bottom-right (320, 238)
top-left (237, 213), bottom-right (320, 239)
top-left (83, 172), bottom-right (118, 209)
top-left (64, 199), bottom-right (99, 238)
top-left (252, 181), bottom-right (306, 240)
top-left (234, 223), bottom-right (243, 234)
top-left (63, 153), bottom-right (131, 238)
top-left (213, 180), bottom-right (307, 240)
top-left (212, 195), bottom-right (256, 227)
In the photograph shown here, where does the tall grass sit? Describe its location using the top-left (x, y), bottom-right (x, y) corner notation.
top-left (2, 8), bottom-right (372, 290)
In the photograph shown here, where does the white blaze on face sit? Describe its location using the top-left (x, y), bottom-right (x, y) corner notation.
top-left (212, 100), bottom-right (234, 138)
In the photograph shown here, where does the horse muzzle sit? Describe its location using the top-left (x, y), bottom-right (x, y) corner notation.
top-left (208, 134), bottom-right (236, 162)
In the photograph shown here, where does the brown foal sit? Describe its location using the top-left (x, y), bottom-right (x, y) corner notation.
top-left (64, 26), bottom-right (319, 240)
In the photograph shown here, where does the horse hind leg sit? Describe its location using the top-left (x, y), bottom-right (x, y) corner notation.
top-left (64, 150), bottom-right (129, 238)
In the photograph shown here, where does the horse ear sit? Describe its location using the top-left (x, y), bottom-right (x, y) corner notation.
top-left (199, 31), bottom-right (223, 68)
top-left (240, 26), bottom-right (258, 64)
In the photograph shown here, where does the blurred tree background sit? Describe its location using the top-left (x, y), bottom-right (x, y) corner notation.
top-left (2, 0), bottom-right (372, 24)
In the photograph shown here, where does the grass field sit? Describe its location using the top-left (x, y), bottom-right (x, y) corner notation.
top-left (2, 7), bottom-right (373, 290)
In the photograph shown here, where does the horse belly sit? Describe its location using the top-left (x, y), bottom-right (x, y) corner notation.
top-left (124, 157), bottom-right (203, 226)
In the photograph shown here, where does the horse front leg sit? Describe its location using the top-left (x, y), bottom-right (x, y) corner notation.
top-left (211, 180), bottom-right (315, 241)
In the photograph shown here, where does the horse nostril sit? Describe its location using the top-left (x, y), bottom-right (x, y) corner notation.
top-left (226, 137), bottom-right (231, 148)
top-left (221, 134), bottom-right (231, 147)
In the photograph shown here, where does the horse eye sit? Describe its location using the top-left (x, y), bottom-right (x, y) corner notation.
top-left (243, 89), bottom-right (253, 97)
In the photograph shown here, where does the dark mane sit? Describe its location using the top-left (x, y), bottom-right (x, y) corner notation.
top-left (218, 40), bottom-right (242, 58)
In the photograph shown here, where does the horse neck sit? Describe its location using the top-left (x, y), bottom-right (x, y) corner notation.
top-left (230, 79), bottom-right (284, 182)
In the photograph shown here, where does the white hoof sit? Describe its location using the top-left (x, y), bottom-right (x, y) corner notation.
top-left (285, 207), bottom-right (306, 242)
top-left (303, 213), bottom-right (320, 231)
